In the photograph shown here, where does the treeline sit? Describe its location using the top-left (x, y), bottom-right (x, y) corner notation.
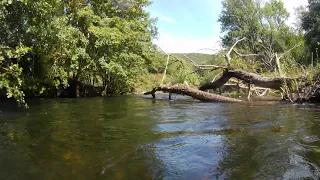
top-left (0, 0), bottom-right (160, 107)
top-left (1, 0), bottom-right (320, 107)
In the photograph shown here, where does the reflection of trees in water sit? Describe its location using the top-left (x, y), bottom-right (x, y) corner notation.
top-left (0, 112), bottom-right (32, 179)
top-left (0, 97), bottom-right (164, 179)
top-left (214, 105), bottom-right (319, 179)
top-left (294, 106), bottom-right (320, 178)
top-left (214, 131), bottom-right (260, 179)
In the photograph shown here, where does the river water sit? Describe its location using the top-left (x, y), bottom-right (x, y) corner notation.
top-left (1, 95), bottom-right (320, 179)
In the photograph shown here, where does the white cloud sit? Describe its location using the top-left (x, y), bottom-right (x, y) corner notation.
top-left (154, 33), bottom-right (221, 54)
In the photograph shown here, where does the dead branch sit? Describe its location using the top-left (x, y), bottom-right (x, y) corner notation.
top-left (233, 49), bottom-right (259, 57)
top-left (160, 54), bottom-right (170, 86)
top-left (274, 43), bottom-right (301, 102)
top-left (200, 69), bottom-right (293, 91)
top-left (275, 53), bottom-right (283, 76)
top-left (255, 88), bottom-right (269, 96)
top-left (278, 43), bottom-right (302, 60)
top-left (182, 53), bottom-right (198, 66)
top-left (212, 71), bottom-right (223, 82)
top-left (225, 37), bottom-right (246, 66)
top-left (182, 53), bottom-right (225, 69)
top-left (247, 83), bottom-right (252, 100)
top-left (144, 85), bottom-right (244, 103)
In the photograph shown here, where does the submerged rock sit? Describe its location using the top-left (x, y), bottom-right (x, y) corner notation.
top-left (270, 126), bottom-right (284, 132)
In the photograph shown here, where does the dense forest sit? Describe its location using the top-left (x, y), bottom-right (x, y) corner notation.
top-left (1, 0), bottom-right (320, 107)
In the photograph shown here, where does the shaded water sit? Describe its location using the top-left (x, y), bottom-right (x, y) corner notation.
top-left (1, 95), bottom-right (320, 179)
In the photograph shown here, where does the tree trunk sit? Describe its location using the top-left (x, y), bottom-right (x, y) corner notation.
top-left (200, 69), bottom-right (292, 91)
top-left (144, 85), bottom-right (244, 103)
top-left (69, 79), bottom-right (80, 98)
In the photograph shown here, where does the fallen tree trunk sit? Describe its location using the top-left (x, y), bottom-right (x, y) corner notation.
top-left (144, 85), bottom-right (244, 103)
top-left (200, 69), bottom-right (292, 91)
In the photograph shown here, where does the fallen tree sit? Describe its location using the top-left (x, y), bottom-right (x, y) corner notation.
top-left (144, 38), bottom-right (306, 103)
top-left (144, 85), bottom-right (244, 103)
top-left (200, 68), bottom-right (293, 91)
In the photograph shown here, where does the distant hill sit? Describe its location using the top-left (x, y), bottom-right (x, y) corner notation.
top-left (171, 53), bottom-right (214, 65)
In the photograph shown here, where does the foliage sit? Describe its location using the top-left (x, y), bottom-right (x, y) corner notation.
top-left (0, 0), bottom-right (157, 106)
top-left (0, 45), bottom-right (30, 107)
top-left (301, 0), bottom-right (320, 62)
top-left (219, 0), bottom-right (262, 51)
top-left (1, 0), bottom-right (320, 105)
top-left (219, 0), bottom-right (306, 70)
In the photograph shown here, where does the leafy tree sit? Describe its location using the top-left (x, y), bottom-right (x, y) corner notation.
top-left (301, 0), bottom-right (320, 61)
top-left (0, 0), bottom-right (158, 105)
top-left (218, 0), bottom-right (305, 70)
top-left (0, 45), bottom-right (30, 107)
top-left (218, 0), bottom-right (263, 51)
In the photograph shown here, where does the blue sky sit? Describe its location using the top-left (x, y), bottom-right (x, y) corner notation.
top-left (146, 0), bottom-right (308, 54)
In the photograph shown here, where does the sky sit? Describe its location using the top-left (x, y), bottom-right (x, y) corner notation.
top-left (145, 0), bottom-right (308, 54)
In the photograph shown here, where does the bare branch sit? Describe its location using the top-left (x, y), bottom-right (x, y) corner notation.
top-left (81, 63), bottom-right (92, 72)
top-left (247, 83), bottom-right (252, 100)
top-left (194, 48), bottom-right (218, 53)
top-left (160, 54), bottom-right (170, 86)
top-left (197, 65), bottom-right (223, 67)
top-left (275, 53), bottom-right (283, 76)
top-left (225, 37), bottom-right (246, 66)
top-left (274, 44), bottom-right (300, 102)
top-left (278, 43), bottom-right (302, 59)
top-left (212, 71), bottom-right (223, 82)
top-left (155, 45), bottom-right (169, 56)
top-left (186, 69), bottom-right (203, 76)
top-left (199, 67), bottom-right (223, 70)
top-left (255, 88), bottom-right (269, 96)
top-left (233, 49), bottom-right (259, 57)
top-left (193, 40), bottom-right (222, 54)
top-left (182, 53), bottom-right (226, 69)
top-left (274, 43), bottom-right (302, 77)
top-left (182, 53), bottom-right (198, 66)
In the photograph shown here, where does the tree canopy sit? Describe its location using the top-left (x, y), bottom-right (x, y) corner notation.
top-left (219, 0), bottom-right (305, 70)
top-left (1, 0), bottom-right (320, 107)
top-left (301, 0), bottom-right (320, 60)
top-left (0, 0), bottom-right (158, 106)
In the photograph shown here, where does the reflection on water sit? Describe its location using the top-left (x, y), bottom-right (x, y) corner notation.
top-left (1, 95), bottom-right (320, 179)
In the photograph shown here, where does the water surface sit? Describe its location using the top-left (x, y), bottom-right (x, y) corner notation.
top-left (1, 95), bottom-right (320, 179)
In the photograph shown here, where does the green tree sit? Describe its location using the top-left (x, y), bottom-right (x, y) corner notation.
top-left (218, 0), bottom-right (262, 51)
top-left (301, 0), bottom-right (320, 61)
top-left (218, 0), bottom-right (305, 70)
top-left (0, 0), bottom-right (158, 105)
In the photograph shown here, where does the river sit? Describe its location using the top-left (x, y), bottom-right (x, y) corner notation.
top-left (1, 95), bottom-right (320, 179)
